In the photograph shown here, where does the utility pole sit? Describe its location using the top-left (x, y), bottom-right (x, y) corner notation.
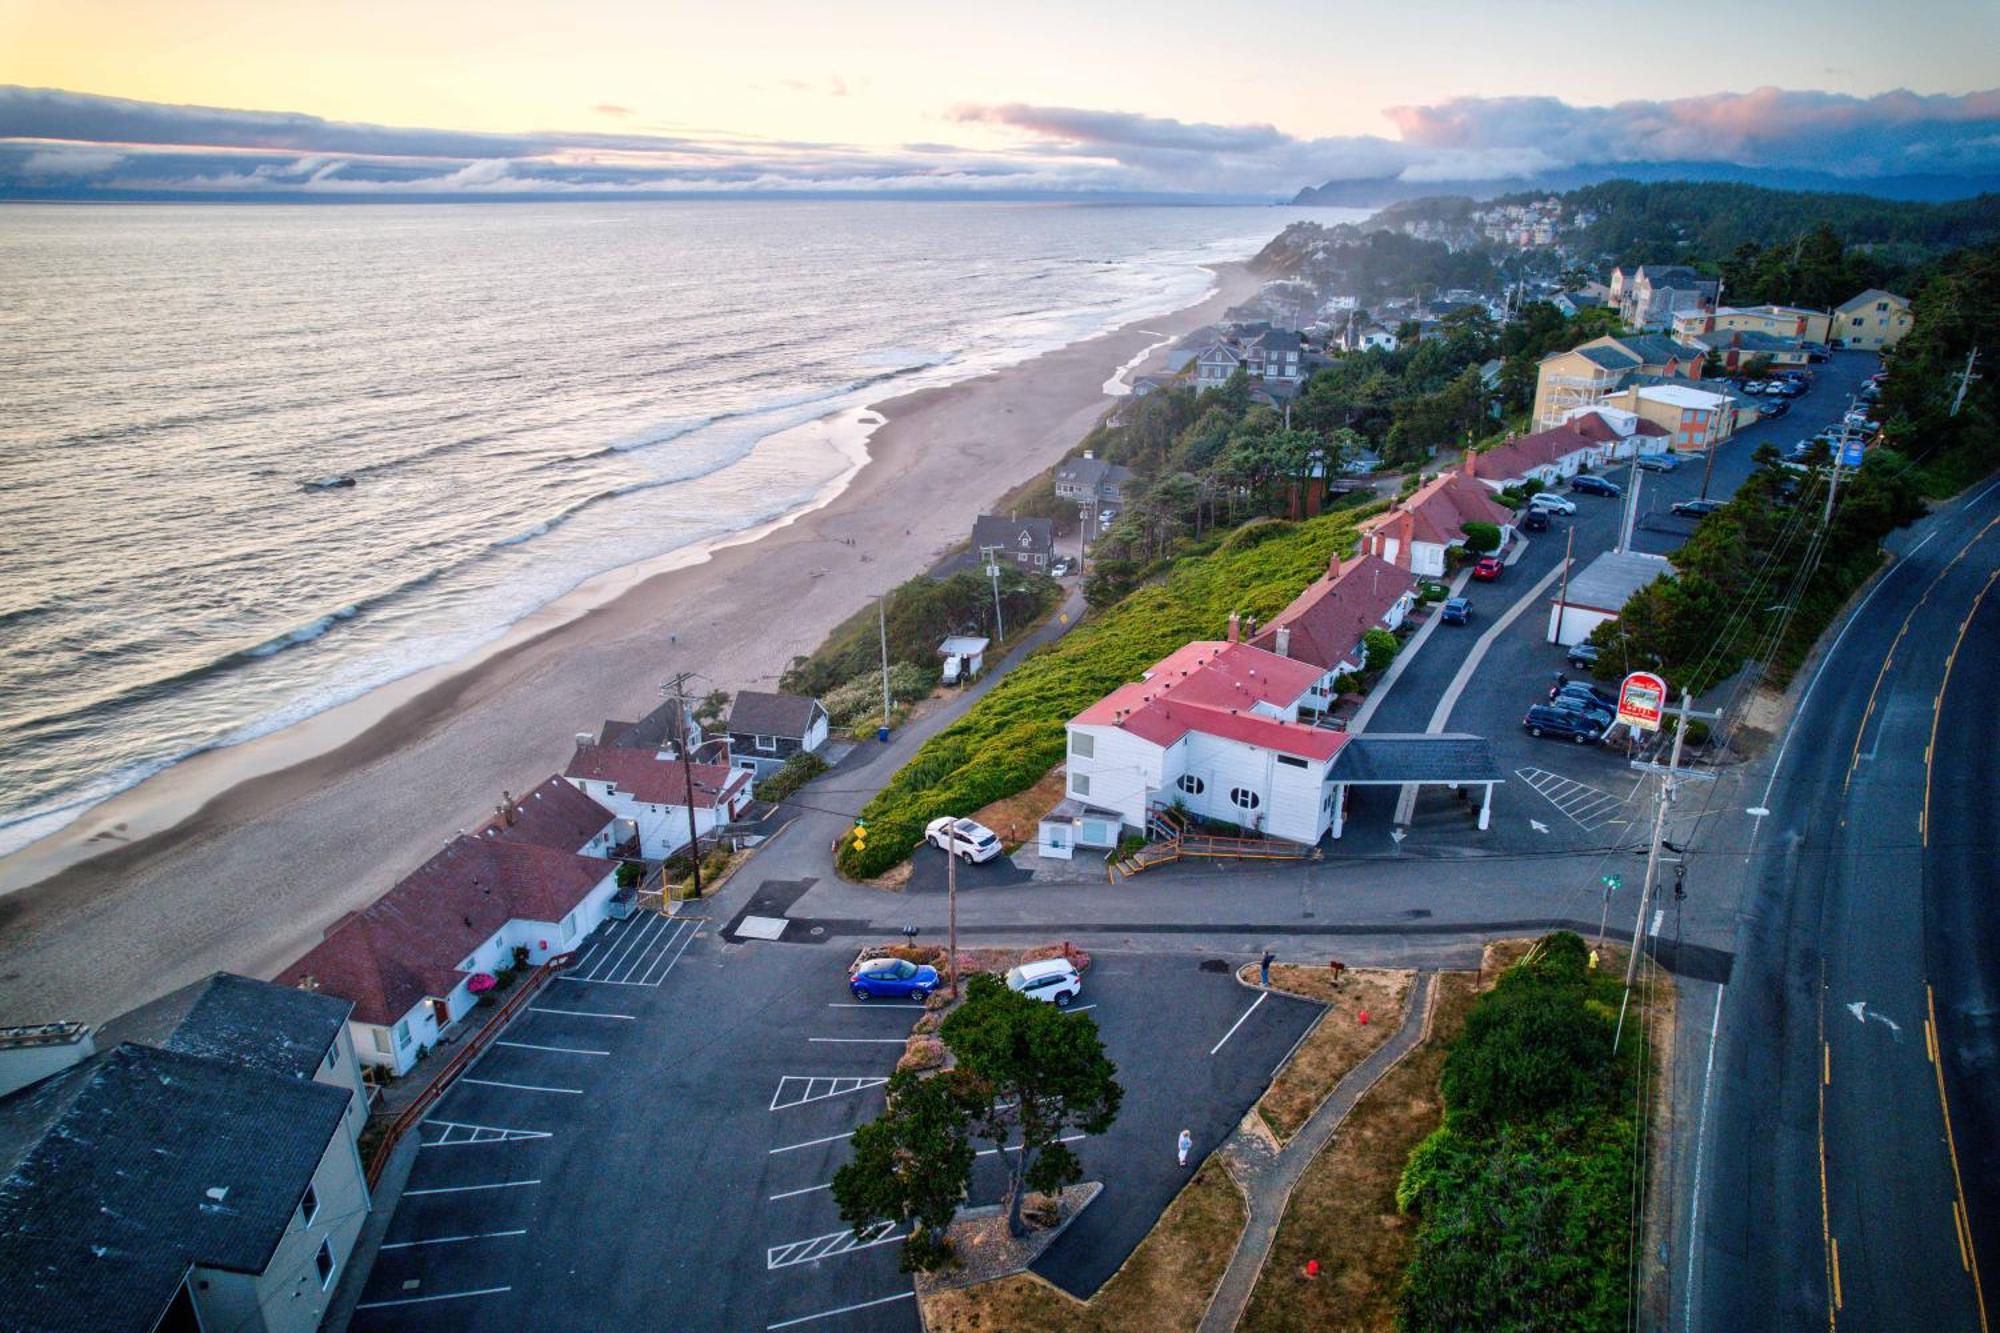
top-left (1698, 419), bottom-right (1721, 501)
top-left (1078, 506), bottom-right (1091, 580)
top-left (1553, 524), bottom-right (1575, 642)
top-left (945, 839), bottom-right (960, 1000)
top-left (662, 670), bottom-right (706, 902)
top-left (1617, 443), bottom-right (1644, 554)
top-left (877, 596), bottom-right (892, 737)
top-left (1949, 346), bottom-right (1980, 417)
top-left (980, 545), bottom-right (1006, 642)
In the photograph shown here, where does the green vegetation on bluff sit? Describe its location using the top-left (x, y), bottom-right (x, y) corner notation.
top-left (1396, 933), bottom-right (1651, 1330)
top-left (834, 512), bottom-right (1362, 878)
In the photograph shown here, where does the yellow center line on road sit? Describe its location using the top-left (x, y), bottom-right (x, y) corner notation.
top-left (1824, 1041), bottom-right (1831, 1086)
top-left (1928, 983), bottom-right (1992, 1331)
top-left (1833, 1237), bottom-right (1844, 1311)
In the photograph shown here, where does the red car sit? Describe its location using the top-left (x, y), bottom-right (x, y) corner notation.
top-left (1471, 556), bottom-right (1504, 581)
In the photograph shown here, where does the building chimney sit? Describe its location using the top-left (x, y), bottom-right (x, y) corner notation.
top-left (1463, 446), bottom-right (1478, 477)
top-left (1275, 626), bottom-right (1291, 658)
top-left (1227, 612), bottom-right (1240, 643)
top-left (1083, 449), bottom-right (1094, 460)
top-left (1329, 553), bottom-right (1343, 578)
top-left (502, 790), bottom-right (517, 826)
top-left (575, 731), bottom-right (594, 747)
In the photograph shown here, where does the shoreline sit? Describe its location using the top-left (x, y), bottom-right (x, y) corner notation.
top-left (0, 258), bottom-right (1267, 1024)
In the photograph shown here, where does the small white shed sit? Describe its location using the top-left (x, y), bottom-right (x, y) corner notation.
top-left (938, 635), bottom-right (990, 684)
top-left (1037, 797), bottom-right (1125, 861)
top-left (1548, 550), bottom-right (1675, 646)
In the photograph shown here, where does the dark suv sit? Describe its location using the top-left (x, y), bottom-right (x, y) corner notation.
top-left (1570, 474), bottom-right (1622, 497)
top-left (1523, 704), bottom-right (1604, 743)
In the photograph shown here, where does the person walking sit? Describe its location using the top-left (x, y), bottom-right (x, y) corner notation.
top-left (1177, 1128), bottom-right (1193, 1167)
top-left (1259, 950), bottom-right (1275, 987)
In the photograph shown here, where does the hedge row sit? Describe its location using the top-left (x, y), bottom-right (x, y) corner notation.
top-left (1395, 933), bottom-right (1644, 1330)
top-left (836, 513), bottom-right (1363, 877)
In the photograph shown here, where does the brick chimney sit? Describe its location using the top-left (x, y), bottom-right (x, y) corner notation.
top-left (501, 790), bottom-right (517, 826)
top-left (1463, 445), bottom-right (1479, 477)
top-left (1275, 626), bottom-right (1292, 658)
top-left (1227, 612), bottom-right (1240, 643)
top-left (1329, 552), bottom-right (1343, 578)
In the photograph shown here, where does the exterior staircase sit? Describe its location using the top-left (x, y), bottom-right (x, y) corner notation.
top-left (1108, 807), bottom-right (1315, 880)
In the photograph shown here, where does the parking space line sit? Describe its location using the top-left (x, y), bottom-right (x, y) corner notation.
top-left (1064, 1004), bottom-right (1098, 1013)
top-left (825, 1002), bottom-right (926, 1009)
top-left (594, 914), bottom-right (667, 981)
top-left (767, 1221), bottom-right (902, 1269)
top-left (769, 1076), bottom-right (888, 1111)
top-left (403, 1179), bottom-right (541, 1197)
top-left (976, 1133), bottom-right (1086, 1158)
top-left (769, 1130), bottom-right (856, 1155)
top-left (529, 1006), bottom-right (635, 1020)
top-left (356, 1286), bottom-right (513, 1310)
top-left (766, 1292), bottom-right (915, 1330)
top-left (617, 917), bottom-right (681, 986)
top-left (1210, 992), bottom-right (1267, 1056)
top-left (647, 917), bottom-right (702, 986)
top-left (420, 1120), bottom-right (552, 1147)
top-left (461, 1077), bottom-right (583, 1095)
top-left (635, 919), bottom-right (695, 986)
top-left (379, 1229), bottom-right (529, 1250)
top-left (495, 1040), bottom-right (610, 1056)
top-left (1515, 766), bottom-right (1629, 831)
top-left (807, 1038), bottom-right (909, 1044)
top-left (768, 1182), bottom-right (833, 1201)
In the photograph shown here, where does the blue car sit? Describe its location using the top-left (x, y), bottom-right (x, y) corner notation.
top-left (1440, 597), bottom-right (1471, 625)
top-left (850, 956), bottom-right (939, 1000)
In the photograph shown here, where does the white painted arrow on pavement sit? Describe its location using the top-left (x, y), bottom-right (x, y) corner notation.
top-left (1846, 1001), bottom-right (1904, 1039)
top-left (1530, 819), bottom-right (1550, 834)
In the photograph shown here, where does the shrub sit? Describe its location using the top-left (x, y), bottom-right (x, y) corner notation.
top-left (755, 750), bottom-right (830, 805)
top-left (836, 512), bottom-right (1362, 877)
top-left (1461, 521), bottom-right (1502, 554)
top-left (615, 860), bottom-right (643, 889)
top-left (1363, 627), bottom-right (1400, 673)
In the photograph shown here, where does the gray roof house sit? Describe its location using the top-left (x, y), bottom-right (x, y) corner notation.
top-left (726, 690), bottom-right (832, 780)
top-left (0, 976), bottom-right (372, 1333)
top-left (971, 514), bottom-right (1056, 571)
top-left (1054, 452), bottom-right (1133, 506)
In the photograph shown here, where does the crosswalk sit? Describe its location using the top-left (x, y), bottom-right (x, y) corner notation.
top-left (1515, 767), bottom-right (1632, 831)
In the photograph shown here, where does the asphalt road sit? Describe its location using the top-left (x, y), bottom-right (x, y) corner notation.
top-left (1691, 473), bottom-right (2000, 1330)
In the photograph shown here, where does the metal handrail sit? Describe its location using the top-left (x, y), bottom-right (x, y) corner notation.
top-left (363, 950), bottom-right (577, 1189)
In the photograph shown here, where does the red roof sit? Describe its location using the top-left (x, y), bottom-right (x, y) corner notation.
top-left (477, 775), bottom-right (617, 853)
top-left (1374, 469), bottom-right (1514, 547)
top-left (1250, 554), bottom-right (1416, 672)
top-left (564, 744), bottom-right (750, 808)
top-left (277, 836), bottom-right (614, 1026)
top-left (1467, 424), bottom-right (1600, 482)
top-left (1071, 641), bottom-right (1346, 761)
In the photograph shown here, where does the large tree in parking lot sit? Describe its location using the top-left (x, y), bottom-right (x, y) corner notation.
top-left (832, 972), bottom-right (1124, 1264)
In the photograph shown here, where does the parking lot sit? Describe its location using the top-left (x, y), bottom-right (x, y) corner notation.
top-left (344, 908), bottom-right (1320, 1330)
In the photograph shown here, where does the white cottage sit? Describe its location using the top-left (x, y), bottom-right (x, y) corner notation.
top-left (563, 742), bottom-right (752, 860)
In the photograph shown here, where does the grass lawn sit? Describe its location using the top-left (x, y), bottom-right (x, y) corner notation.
top-left (1239, 971), bottom-right (1480, 1333)
top-left (1239, 965), bottom-right (1413, 1142)
top-left (970, 763), bottom-right (1067, 851)
top-left (920, 1159), bottom-right (1245, 1333)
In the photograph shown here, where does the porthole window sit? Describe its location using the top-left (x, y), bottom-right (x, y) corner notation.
top-left (1177, 774), bottom-right (1205, 796)
top-left (1229, 787), bottom-right (1262, 811)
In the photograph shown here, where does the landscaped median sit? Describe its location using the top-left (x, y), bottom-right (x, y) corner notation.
top-left (836, 512), bottom-right (1367, 880)
top-left (1238, 964), bottom-right (1414, 1142)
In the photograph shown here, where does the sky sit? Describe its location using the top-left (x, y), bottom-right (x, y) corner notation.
top-left (2, 0), bottom-right (1997, 198)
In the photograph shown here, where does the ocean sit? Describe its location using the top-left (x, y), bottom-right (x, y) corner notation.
top-left (0, 199), bottom-right (1327, 857)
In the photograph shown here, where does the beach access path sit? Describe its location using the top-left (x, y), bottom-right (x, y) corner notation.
top-left (0, 264), bottom-right (1265, 1026)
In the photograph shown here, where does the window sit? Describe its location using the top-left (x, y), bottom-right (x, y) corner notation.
top-left (1229, 787), bottom-right (1262, 811)
top-left (371, 1028), bottom-right (390, 1054)
top-left (1177, 774), bottom-right (1205, 796)
top-left (299, 1182), bottom-right (319, 1228)
top-left (1875, 302), bottom-right (1888, 312)
top-left (755, 734), bottom-right (777, 752)
top-left (561, 912), bottom-right (576, 942)
top-left (1069, 732), bottom-right (1094, 759)
top-left (323, 1044), bottom-right (336, 1072)
top-left (1071, 773), bottom-right (1091, 796)
top-left (1276, 755), bottom-right (1308, 769)
top-left (393, 1020), bottom-right (410, 1048)
top-left (315, 1238), bottom-right (336, 1289)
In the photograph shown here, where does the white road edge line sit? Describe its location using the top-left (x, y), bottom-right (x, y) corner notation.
top-left (1210, 992), bottom-right (1267, 1056)
top-left (766, 1291), bottom-right (915, 1330)
top-left (403, 1179), bottom-right (541, 1197)
top-left (357, 1286), bottom-right (513, 1310)
top-left (495, 1040), bottom-right (610, 1056)
top-left (379, 1229), bottom-right (529, 1250)
top-left (529, 1007), bottom-right (635, 1020)
top-left (1681, 987), bottom-right (1727, 1331)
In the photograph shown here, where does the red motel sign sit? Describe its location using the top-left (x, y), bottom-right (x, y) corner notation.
top-left (1618, 671), bottom-right (1668, 732)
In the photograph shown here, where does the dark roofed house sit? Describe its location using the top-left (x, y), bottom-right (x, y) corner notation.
top-left (971, 514), bottom-right (1055, 571)
top-left (1249, 552), bottom-right (1418, 717)
top-left (0, 972), bottom-right (375, 1333)
top-left (278, 831), bottom-right (619, 1076)
top-left (726, 689), bottom-right (832, 780)
top-left (1053, 452), bottom-right (1133, 507)
top-left (475, 773), bottom-right (620, 857)
top-left (594, 694), bottom-right (701, 755)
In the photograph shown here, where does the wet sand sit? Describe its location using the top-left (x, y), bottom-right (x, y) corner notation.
top-left (0, 262), bottom-right (1264, 1024)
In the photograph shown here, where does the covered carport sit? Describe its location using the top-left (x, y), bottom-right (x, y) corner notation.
top-left (1327, 733), bottom-right (1509, 834)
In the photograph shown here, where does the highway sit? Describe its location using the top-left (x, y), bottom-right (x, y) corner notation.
top-left (1694, 475), bottom-right (2000, 1330)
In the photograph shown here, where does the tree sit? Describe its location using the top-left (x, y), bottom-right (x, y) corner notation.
top-left (831, 1069), bottom-right (980, 1271)
top-left (943, 973), bottom-right (1123, 1236)
top-left (1461, 521), bottom-right (1502, 554)
top-left (692, 688), bottom-right (730, 731)
top-left (1363, 627), bottom-right (1400, 674)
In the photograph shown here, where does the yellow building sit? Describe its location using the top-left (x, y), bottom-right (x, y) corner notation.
top-left (1674, 305), bottom-right (1833, 346)
top-left (1834, 289), bottom-right (1913, 350)
top-left (1531, 334), bottom-right (1707, 432)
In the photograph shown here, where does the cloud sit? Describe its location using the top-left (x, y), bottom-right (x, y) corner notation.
top-left (3, 83), bottom-right (1996, 201)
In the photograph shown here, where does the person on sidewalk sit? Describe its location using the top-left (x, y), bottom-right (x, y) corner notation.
top-left (1177, 1128), bottom-right (1193, 1167)
top-left (1259, 950), bottom-right (1275, 987)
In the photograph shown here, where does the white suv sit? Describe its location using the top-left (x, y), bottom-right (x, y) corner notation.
top-left (925, 816), bottom-right (1003, 863)
top-left (1005, 958), bottom-right (1082, 1007)
top-left (1527, 492), bottom-right (1577, 516)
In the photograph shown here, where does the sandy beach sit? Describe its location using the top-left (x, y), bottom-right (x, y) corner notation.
top-left (0, 260), bottom-right (1265, 1024)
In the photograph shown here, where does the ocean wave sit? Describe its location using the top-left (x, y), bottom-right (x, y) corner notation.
top-left (244, 605), bottom-right (359, 657)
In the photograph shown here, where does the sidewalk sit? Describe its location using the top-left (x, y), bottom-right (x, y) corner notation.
top-left (1198, 971), bottom-right (1437, 1333)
